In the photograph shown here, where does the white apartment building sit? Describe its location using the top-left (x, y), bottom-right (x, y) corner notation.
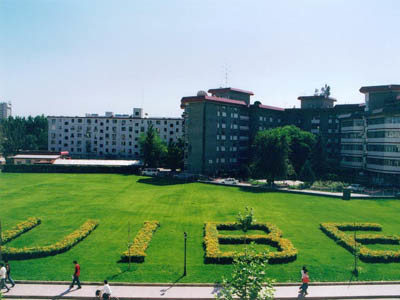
top-left (0, 102), bottom-right (12, 119)
top-left (48, 108), bottom-right (183, 159)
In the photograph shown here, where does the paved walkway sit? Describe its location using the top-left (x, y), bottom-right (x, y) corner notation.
top-left (2, 282), bottom-right (400, 299)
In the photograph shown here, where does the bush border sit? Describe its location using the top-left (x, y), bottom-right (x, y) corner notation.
top-left (320, 222), bottom-right (400, 263)
top-left (3, 219), bottom-right (99, 260)
top-left (121, 221), bottom-right (160, 263)
top-left (2, 217), bottom-right (41, 244)
top-left (204, 222), bottom-right (297, 264)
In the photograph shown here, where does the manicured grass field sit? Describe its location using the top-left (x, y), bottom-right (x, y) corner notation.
top-left (1, 173), bottom-right (400, 283)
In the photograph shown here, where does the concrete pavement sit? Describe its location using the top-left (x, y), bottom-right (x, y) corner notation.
top-left (2, 281), bottom-right (400, 299)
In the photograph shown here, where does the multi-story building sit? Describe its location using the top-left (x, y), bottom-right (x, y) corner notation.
top-left (48, 108), bottom-right (183, 159)
top-left (0, 102), bottom-right (12, 119)
top-left (340, 85), bottom-right (400, 185)
top-left (181, 87), bottom-right (363, 176)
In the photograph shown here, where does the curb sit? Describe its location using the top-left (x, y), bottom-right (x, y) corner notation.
top-left (12, 280), bottom-right (400, 287)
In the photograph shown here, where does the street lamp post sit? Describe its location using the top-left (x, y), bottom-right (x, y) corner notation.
top-left (0, 219), bottom-right (2, 262)
top-left (183, 232), bottom-right (187, 276)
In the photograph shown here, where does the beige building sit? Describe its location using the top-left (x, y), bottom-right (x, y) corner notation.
top-left (48, 108), bottom-right (183, 159)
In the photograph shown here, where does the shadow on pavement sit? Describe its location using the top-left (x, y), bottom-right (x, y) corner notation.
top-left (159, 274), bottom-right (185, 296)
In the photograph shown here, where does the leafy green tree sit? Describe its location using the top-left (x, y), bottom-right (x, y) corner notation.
top-left (236, 207), bottom-right (255, 232)
top-left (281, 125), bottom-right (316, 178)
top-left (250, 128), bottom-right (288, 185)
top-left (299, 159), bottom-right (316, 182)
top-left (0, 115), bottom-right (48, 159)
top-left (310, 135), bottom-right (329, 178)
top-left (165, 138), bottom-right (184, 171)
top-left (139, 124), bottom-right (167, 167)
top-left (216, 246), bottom-right (275, 300)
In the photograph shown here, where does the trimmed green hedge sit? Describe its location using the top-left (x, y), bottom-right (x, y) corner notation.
top-left (2, 217), bottom-right (41, 244)
top-left (2, 164), bottom-right (140, 174)
top-left (3, 219), bottom-right (99, 260)
top-left (204, 222), bottom-right (297, 264)
top-left (121, 221), bottom-right (160, 263)
top-left (320, 223), bottom-right (400, 263)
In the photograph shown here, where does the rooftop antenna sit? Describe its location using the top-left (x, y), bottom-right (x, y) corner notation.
top-left (224, 65), bottom-right (230, 88)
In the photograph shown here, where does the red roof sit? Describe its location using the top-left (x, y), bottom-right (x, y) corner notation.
top-left (360, 85), bottom-right (400, 93)
top-left (208, 87), bottom-right (254, 96)
top-left (258, 104), bottom-right (284, 111)
top-left (181, 95), bottom-right (247, 108)
top-left (297, 95), bottom-right (337, 102)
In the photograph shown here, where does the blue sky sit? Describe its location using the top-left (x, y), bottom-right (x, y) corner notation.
top-left (1, 0), bottom-right (399, 117)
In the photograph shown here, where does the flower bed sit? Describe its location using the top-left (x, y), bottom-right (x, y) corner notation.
top-left (3, 219), bottom-right (99, 260)
top-left (2, 217), bottom-right (41, 244)
top-left (320, 222), bottom-right (400, 263)
top-left (121, 221), bottom-right (160, 263)
top-left (204, 222), bottom-right (297, 264)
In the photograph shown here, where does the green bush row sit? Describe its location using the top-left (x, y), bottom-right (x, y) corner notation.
top-left (2, 164), bottom-right (140, 174)
top-left (204, 222), bottom-right (297, 264)
top-left (3, 220), bottom-right (99, 260)
top-left (121, 221), bottom-right (160, 263)
top-left (2, 217), bottom-right (41, 244)
top-left (320, 222), bottom-right (400, 263)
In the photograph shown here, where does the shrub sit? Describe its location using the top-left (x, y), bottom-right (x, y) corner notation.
top-left (320, 222), bottom-right (400, 263)
top-left (3, 219), bottom-right (99, 260)
top-left (121, 221), bottom-right (160, 263)
top-left (2, 217), bottom-right (41, 244)
top-left (204, 222), bottom-right (297, 264)
top-left (236, 207), bottom-right (255, 232)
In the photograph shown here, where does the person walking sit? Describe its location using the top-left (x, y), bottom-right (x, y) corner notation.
top-left (69, 260), bottom-right (81, 289)
top-left (299, 267), bottom-right (309, 296)
top-left (101, 280), bottom-right (112, 300)
top-left (5, 261), bottom-right (15, 287)
top-left (0, 263), bottom-right (10, 292)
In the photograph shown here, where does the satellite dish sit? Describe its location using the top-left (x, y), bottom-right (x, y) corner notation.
top-left (197, 90), bottom-right (208, 96)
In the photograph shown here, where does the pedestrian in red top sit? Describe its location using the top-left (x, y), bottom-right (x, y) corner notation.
top-left (69, 260), bottom-right (81, 289)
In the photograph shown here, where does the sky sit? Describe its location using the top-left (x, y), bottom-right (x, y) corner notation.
top-left (1, 0), bottom-right (399, 118)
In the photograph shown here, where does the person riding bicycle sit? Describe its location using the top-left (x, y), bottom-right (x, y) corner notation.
top-left (96, 280), bottom-right (112, 300)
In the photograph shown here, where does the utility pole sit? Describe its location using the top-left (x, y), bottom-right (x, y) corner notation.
top-left (353, 223), bottom-right (358, 277)
top-left (0, 219), bottom-right (2, 262)
top-left (183, 232), bottom-right (187, 276)
top-left (128, 222), bottom-right (132, 271)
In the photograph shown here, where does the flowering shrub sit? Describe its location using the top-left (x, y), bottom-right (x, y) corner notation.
top-left (2, 217), bottom-right (41, 244)
top-left (3, 219), bottom-right (99, 260)
top-left (121, 221), bottom-right (160, 263)
top-left (204, 222), bottom-right (297, 264)
top-left (320, 222), bottom-right (400, 263)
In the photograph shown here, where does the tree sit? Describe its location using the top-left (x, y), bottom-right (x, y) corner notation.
top-left (236, 207), bottom-right (255, 232)
top-left (281, 125), bottom-right (316, 178)
top-left (165, 138), bottom-right (184, 171)
top-left (139, 125), bottom-right (167, 167)
top-left (299, 159), bottom-right (316, 182)
top-left (216, 246), bottom-right (275, 300)
top-left (314, 84), bottom-right (331, 98)
top-left (250, 128), bottom-right (289, 185)
top-left (310, 134), bottom-right (329, 178)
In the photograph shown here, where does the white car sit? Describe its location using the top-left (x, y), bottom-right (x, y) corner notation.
top-left (141, 168), bottom-right (158, 176)
top-left (347, 184), bottom-right (364, 192)
top-left (221, 178), bottom-right (239, 185)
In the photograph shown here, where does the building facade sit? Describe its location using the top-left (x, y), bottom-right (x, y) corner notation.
top-left (48, 108), bottom-right (183, 159)
top-left (340, 85), bottom-right (400, 185)
top-left (0, 102), bottom-right (12, 119)
top-left (181, 87), bottom-right (364, 176)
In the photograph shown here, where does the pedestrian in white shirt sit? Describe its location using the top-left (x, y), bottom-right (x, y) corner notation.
top-left (102, 280), bottom-right (112, 300)
top-left (0, 263), bottom-right (10, 292)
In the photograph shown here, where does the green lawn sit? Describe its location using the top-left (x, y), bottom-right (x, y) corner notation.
top-left (1, 173), bottom-right (400, 283)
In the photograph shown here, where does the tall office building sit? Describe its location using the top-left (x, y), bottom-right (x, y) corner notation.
top-left (0, 102), bottom-right (12, 119)
top-left (48, 108), bottom-right (183, 159)
top-left (340, 85), bottom-right (400, 185)
top-left (181, 87), bottom-right (363, 176)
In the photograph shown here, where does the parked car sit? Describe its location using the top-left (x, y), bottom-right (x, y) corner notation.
top-left (221, 178), bottom-right (239, 185)
top-left (346, 184), bottom-right (364, 192)
top-left (141, 168), bottom-right (158, 176)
